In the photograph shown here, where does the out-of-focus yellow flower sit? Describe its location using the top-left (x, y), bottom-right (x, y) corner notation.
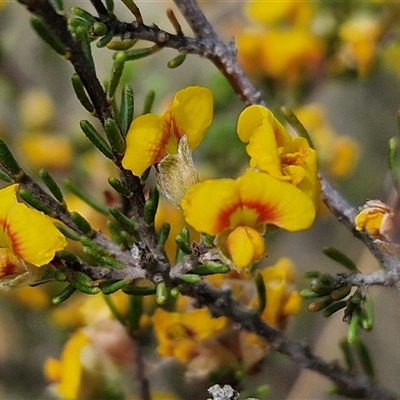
top-left (122, 86), bottom-right (213, 177)
top-left (246, 0), bottom-right (316, 28)
top-left (45, 330), bottom-right (91, 400)
top-left (4, 285), bottom-right (49, 309)
top-left (45, 321), bottom-right (134, 400)
top-left (237, 28), bottom-right (324, 84)
top-left (237, 105), bottom-right (320, 205)
top-left (295, 104), bottom-right (359, 179)
top-left (151, 307), bottom-right (228, 364)
top-left (181, 169), bottom-right (315, 269)
top-left (0, 184), bottom-right (67, 288)
top-left (252, 258), bottom-right (302, 330)
top-left (19, 90), bottom-right (54, 130)
top-left (339, 15), bottom-right (381, 77)
top-left (17, 133), bottom-right (73, 171)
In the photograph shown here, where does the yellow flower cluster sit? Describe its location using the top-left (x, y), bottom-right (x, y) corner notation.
top-left (122, 87), bottom-right (319, 270)
top-left (237, 1), bottom-right (324, 84)
top-left (151, 258), bottom-right (302, 375)
top-left (295, 104), bottom-right (359, 179)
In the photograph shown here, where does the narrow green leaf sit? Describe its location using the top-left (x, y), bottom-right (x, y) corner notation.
top-left (71, 74), bottom-right (95, 113)
top-left (323, 300), bottom-right (347, 317)
top-left (18, 189), bottom-right (53, 215)
top-left (99, 279), bottom-right (129, 294)
top-left (52, 284), bottom-right (76, 304)
top-left (79, 120), bottom-right (114, 159)
top-left (323, 246), bottom-right (358, 271)
top-left (39, 169), bottom-right (65, 204)
top-left (142, 90), bottom-right (155, 114)
top-left (180, 274), bottom-right (201, 283)
top-left (157, 223), bottom-right (171, 247)
top-left (96, 30), bottom-right (114, 48)
top-left (119, 85), bottom-right (134, 136)
top-left (107, 52), bottom-right (127, 100)
top-left (144, 199), bottom-right (155, 226)
top-left (167, 51), bottom-right (187, 68)
top-left (281, 106), bottom-right (314, 149)
top-left (71, 211), bottom-right (93, 236)
top-left (31, 17), bottom-right (68, 56)
top-left (0, 139), bottom-right (22, 177)
top-left (156, 281), bottom-right (168, 305)
top-left (64, 178), bottom-right (109, 215)
top-left (70, 7), bottom-right (97, 23)
top-left (108, 177), bottom-right (131, 197)
top-left (104, 118), bottom-right (126, 155)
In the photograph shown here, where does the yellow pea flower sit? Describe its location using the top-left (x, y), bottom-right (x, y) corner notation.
top-left (45, 330), bottom-right (91, 400)
top-left (339, 14), bottom-right (381, 77)
top-left (237, 105), bottom-right (320, 206)
top-left (0, 184), bottom-right (67, 287)
top-left (181, 169), bottom-right (315, 269)
top-left (355, 200), bottom-right (395, 238)
top-left (295, 104), bottom-right (359, 179)
top-left (253, 258), bottom-right (302, 330)
top-left (122, 86), bottom-right (213, 177)
top-left (151, 307), bottom-right (228, 364)
top-left (246, 0), bottom-right (317, 28)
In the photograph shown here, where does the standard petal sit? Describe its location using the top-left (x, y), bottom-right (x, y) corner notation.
top-left (122, 113), bottom-right (164, 176)
top-left (6, 202), bottom-right (67, 266)
top-left (236, 170), bottom-right (316, 231)
top-left (169, 86), bottom-right (213, 150)
top-left (0, 184), bottom-right (19, 250)
top-left (237, 105), bottom-right (291, 147)
top-left (181, 178), bottom-right (238, 235)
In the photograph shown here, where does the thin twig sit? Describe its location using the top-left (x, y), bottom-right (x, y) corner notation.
top-left (181, 280), bottom-right (398, 400)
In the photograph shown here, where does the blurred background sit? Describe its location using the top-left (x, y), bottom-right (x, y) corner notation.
top-left (0, 0), bottom-right (400, 399)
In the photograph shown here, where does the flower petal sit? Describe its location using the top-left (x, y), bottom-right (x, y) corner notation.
top-left (168, 86), bottom-right (213, 150)
top-left (237, 104), bottom-right (291, 147)
top-left (181, 178), bottom-right (239, 235)
top-left (0, 184), bottom-right (67, 266)
top-left (226, 226), bottom-right (265, 269)
top-left (245, 123), bottom-right (286, 178)
top-left (122, 113), bottom-right (164, 176)
top-left (7, 204), bottom-right (67, 266)
top-left (236, 170), bottom-right (315, 231)
top-left (182, 170), bottom-right (316, 236)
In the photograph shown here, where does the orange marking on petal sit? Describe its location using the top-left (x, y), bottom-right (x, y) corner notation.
top-left (0, 253), bottom-right (19, 279)
top-left (215, 199), bottom-right (279, 232)
top-left (0, 217), bottom-right (22, 258)
top-left (157, 114), bottom-right (183, 160)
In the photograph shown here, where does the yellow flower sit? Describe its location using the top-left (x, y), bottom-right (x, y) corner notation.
top-left (151, 307), bottom-right (228, 364)
top-left (355, 200), bottom-right (394, 237)
top-left (122, 86), bottom-right (213, 177)
top-left (237, 105), bottom-right (320, 205)
top-left (246, 0), bottom-right (316, 28)
top-left (181, 169), bottom-right (315, 269)
top-left (339, 15), bottom-right (381, 77)
top-left (295, 104), bottom-right (359, 179)
top-left (238, 28), bottom-right (323, 84)
top-left (17, 132), bottom-right (73, 171)
top-left (45, 330), bottom-right (91, 400)
top-left (46, 321), bottom-right (135, 399)
top-left (0, 184), bottom-right (67, 286)
top-left (253, 258), bottom-right (302, 329)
